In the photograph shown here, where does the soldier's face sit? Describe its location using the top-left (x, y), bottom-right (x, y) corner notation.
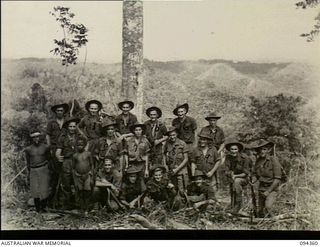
top-left (208, 118), bottom-right (217, 127)
top-left (104, 159), bottom-right (113, 172)
top-left (149, 110), bottom-right (158, 121)
top-left (194, 177), bottom-right (204, 187)
top-left (68, 122), bottom-right (77, 134)
top-left (121, 104), bottom-right (131, 114)
top-left (259, 147), bottom-right (270, 157)
top-left (89, 103), bottom-right (99, 116)
top-left (168, 131), bottom-right (177, 142)
top-left (106, 126), bottom-right (115, 137)
top-left (77, 141), bottom-right (86, 151)
top-left (199, 138), bottom-right (208, 148)
top-left (177, 108), bottom-right (186, 118)
top-left (55, 107), bottom-right (65, 118)
top-left (134, 127), bottom-right (143, 137)
top-left (230, 145), bottom-right (239, 157)
top-left (128, 174), bottom-right (137, 183)
top-left (154, 170), bottom-right (163, 182)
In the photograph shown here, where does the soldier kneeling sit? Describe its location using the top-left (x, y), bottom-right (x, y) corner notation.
top-left (145, 165), bottom-right (178, 210)
top-left (186, 170), bottom-right (218, 211)
top-left (93, 156), bottom-right (122, 211)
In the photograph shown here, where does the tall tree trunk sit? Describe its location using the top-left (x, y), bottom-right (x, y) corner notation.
top-left (122, 0), bottom-right (144, 121)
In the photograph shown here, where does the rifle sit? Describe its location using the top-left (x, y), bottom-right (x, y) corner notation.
top-left (249, 175), bottom-right (257, 218)
top-left (108, 188), bottom-right (126, 211)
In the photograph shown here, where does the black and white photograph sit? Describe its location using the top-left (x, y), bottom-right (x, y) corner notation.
top-left (1, 0), bottom-right (320, 234)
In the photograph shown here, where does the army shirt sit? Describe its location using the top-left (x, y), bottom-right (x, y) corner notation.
top-left (172, 116), bottom-right (197, 144)
top-left (190, 146), bottom-right (220, 174)
top-left (115, 112), bottom-right (138, 135)
top-left (163, 138), bottom-right (188, 173)
top-left (78, 114), bottom-right (102, 140)
top-left (187, 182), bottom-right (216, 201)
top-left (254, 155), bottom-right (282, 184)
top-left (199, 125), bottom-right (225, 149)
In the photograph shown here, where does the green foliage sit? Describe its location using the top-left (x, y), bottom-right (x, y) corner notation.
top-left (296, 0), bottom-right (320, 42)
top-left (240, 94), bottom-right (319, 155)
top-left (50, 6), bottom-right (88, 66)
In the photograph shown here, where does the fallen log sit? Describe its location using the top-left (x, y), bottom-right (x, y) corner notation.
top-left (47, 208), bottom-right (83, 217)
top-left (238, 213), bottom-right (311, 224)
top-left (129, 214), bottom-right (160, 229)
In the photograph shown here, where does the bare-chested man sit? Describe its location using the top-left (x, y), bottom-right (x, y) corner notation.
top-left (25, 131), bottom-right (52, 213)
top-left (72, 138), bottom-right (94, 215)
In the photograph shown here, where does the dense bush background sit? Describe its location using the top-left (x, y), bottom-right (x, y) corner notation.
top-left (1, 58), bottom-right (320, 229)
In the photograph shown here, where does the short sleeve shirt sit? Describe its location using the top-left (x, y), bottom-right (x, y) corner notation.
top-left (172, 116), bottom-right (197, 144)
top-left (119, 179), bottom-right (146, 202)
top-left (93, 137), bottom-right (123, 161)
top-left (78, 115), bottom-right (102, 140)
top-left (56, 132), bottom-right (83, 158)
top-left (187, 182), bottom-right (216, 200)
top-left (115, 112), bottom-right (138, 135)
top-left (255, 155), bottom-right (282, 184)
top-left (225, 154), bottom-right (250, 176)
top-left (96, 168), bottom-right (122, 189)
top-left (126, 136), bottom-right (151, 162)
top-left (191, 146), bottom-right (220, 173)
top-left (163, 138), bottom-right (188, 171)
top-left (46, 119), bottom-right (65, 147)
top-left (146, 177), bottom-right (171, 202)
top-left (199, 125), bottom-right (225, 149)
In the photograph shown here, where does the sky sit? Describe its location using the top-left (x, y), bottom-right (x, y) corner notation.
top-left (2, 0), bottom-right (320, 65)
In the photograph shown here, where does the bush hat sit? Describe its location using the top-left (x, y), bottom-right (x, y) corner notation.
top-left (173, 103), bottom-right (189, 116)
top-left (165, 126), bottom-right (177, 136)
top-left (150, 164), bottom-right (167, 175)
top-left (225, 138), bottom-right (244, 152)
top-left (146, 106), bottom-right (162, 118)
top-left (129, 123), bottom-right (146, 134)
top-left (251, 139), bottom-right (274, 150)
top-left (85, 100), bottom-right (103, 112)
top-left (205, 112), bottom-right (221, 120)
top-left (62, 117), bottom-right (81, 128)
top-left (101, 118), bottom-right (117, 129)
top-left (51, 103), bottom-right (69, 114)
top-left (126, 166), bottom-right (141, 174)
top-left (118, 100), bottom-right (134, 110)
top-left (198, 133), bottom-right (212, 140)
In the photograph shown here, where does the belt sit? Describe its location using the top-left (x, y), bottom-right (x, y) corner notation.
top-left (30, 161), bottom-right (48, 169)
top-left (260, 181), bottom-right (272, 187)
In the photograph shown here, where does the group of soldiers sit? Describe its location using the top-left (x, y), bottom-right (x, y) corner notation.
top-left (24, 100), bottom-right (283, 218)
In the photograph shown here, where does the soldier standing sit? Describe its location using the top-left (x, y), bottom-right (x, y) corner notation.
top-left (144, 106), bottom-right (168, 167)
top-left (190, 133), bottom-right (221, 189)
top-left (163, 127), bottom-right (189, 192)
top-left (93, 118), bottom-right (124, 173)
top-left (46, 103), bottom-right (69, 206)
top-left (78, 100), bottom-right (103, 141)
top-left (199, 112), bottom-right (225, 152)
top-left (115, 100), bottom-right (138, 135)
top-left (55, 117), bottom-right (82, 210)
top-left (171, 103), bottom-right (197, 150)
top-left (126, 123), bottom-right (151, 178)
